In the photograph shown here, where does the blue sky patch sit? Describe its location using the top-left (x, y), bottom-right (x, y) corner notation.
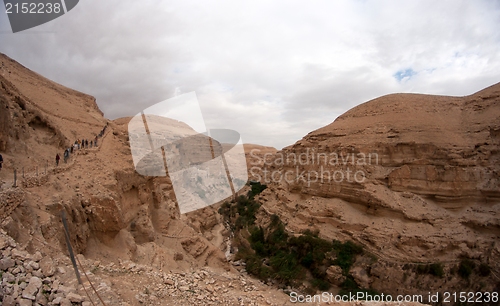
top-left (393, 68), bottom-right (417, 82)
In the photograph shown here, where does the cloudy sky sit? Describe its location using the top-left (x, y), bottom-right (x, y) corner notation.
top-left (1, 0), bottom-right (499, 149)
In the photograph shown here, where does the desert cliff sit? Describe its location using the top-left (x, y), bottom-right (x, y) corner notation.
top-left (251, 83), bottom-right (500, 298)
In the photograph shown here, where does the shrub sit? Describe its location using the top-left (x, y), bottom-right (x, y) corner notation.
top-left (270, 251), bottom-right (304, 283)
top-left (218, 201), bottom-right (231, 219)
top-left (415, 263), bottom-right (444, 277)
top-left (249, 226), bottom-right (265, 243)
top-left (270, 214), bottom-right (281, 228)
top-left (458, 259), bottom-right (475, 279)
top-left (478, 263), bottom-right (491, 277)
top-left (311, 278), bottom-right (330, 291)
top-left (221, 193), bottom-right (365, 292)
top-left (415, 264), bottom-right (428, 275)
top-left (332, 240), bottom-right (363, 274)
top-left (429, 263), bottom-right (444, 277)
top-left (339, 275), bottom-right (359, 291)
top-left (248, 182), bottom-right (267, 199)
top-left (300, 252), bottom-right (314, 268)
top-left (233, 196), bottom-right (261, 229)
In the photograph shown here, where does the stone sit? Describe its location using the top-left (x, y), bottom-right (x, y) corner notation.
top-left (28, 276), bottom-right (43, 289)
top-left (2, 295), bottom-right (16, 306)
top-left (350, 266), bottom-right (371, 289)
top-left (179, 285), bottom-right (190, 291)
top-left (57, 285), bottom-right (75, 295)
top-left (22, 276), bottom-right (42, 300)
top-left (165, 279), bottom-right (174, 286)
top-left (2, 272), bottom-right (15, 283)
top-left (32, 269), bottom-right (44, 278)
top-left (51, 279), bottom-right (60, 292)
top-left (325, 265), bottom-right (345, 285)
top-left (0, 257), bottom-right (15, 270)
top-left (11, 248), bottom-right (29, 260)
top-left (39, 257), bottom-right (55, 277)
top-left (1, 217), bottom-right (19, 241)
top-left (36, 291), bottom-right (49, 305)
top-left (60, 298), bottom-right (72, 306)
top-left (76, 254), bottom-right (86, 265)
top-left (0, 235), bottom-right (8, 249)
top-left (174, 253), bottom-right (183, 261)
top-left (18, 298), bottom-right (33, 306)
top-left (52, 296), bottom-right (62, 304)
top-left (21, 291), bottom-right (36, 300)
top-left (66, 292), bottom-right (84, 303)
top-left (23, 261), bottom-right (33, 273)
top-left (32, 251), bottom-right (43, 262)
top-left (29, 261), bottom-right (40, 270)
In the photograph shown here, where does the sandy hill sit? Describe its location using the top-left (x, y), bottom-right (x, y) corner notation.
top-left (312, 83), bottom-right (500, 147)
top-left (256, 83), bottom-right (500, 297)
top-left (0, 53), bottom-right (107, 172)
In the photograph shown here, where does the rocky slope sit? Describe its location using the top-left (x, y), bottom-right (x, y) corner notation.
top-left (254, 83), bottom-right (500, 298)
top-left (0, 50), bottom-right (479, 305)
top-left (0, 53), bottom-right (104, 164)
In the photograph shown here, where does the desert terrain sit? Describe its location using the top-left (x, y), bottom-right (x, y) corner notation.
top-left (1, 52), bottom-right (498, 305)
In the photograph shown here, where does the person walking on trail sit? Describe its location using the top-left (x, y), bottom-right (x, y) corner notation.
top-left (64, 149), bottom-right (69, 163)
top-left (0, 153), bottom-right (3, 171)
top-left (56, 153), bottom-right (60, 166)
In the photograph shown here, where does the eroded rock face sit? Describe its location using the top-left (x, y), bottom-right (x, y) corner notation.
top-left (255, 83), bottom-right (500, 295)
top-left (87, 195), bottom-right (125, 233)
top-left (181, 237), bottom-right (209, 258)
top-left (0, 93), bottom-right (11, 151)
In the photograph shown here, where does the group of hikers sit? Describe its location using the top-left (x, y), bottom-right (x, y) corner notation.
top-left (0, 124), bottom-right (108, 173)
top-left (55, 124), bottom-right (108, 166)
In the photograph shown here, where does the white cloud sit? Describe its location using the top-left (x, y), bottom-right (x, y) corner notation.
top-left (0, 0), bottom-right (499, 149)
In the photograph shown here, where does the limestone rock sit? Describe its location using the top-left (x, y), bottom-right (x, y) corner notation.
top-left (325, 265), bottom-right (345, 285)
top-left (350, 266), bottom-right (371, 289)
top-left (39, 257), bottom-right (55, 277)
top-left (2, 295), bottom-right (16, 306)
top-left (22, 276), bottom-right (42, 300)
top-left (18, 299), bottom-right (33, 306)
top-left (0, 257), bottom-right (15, 270)
top-left (181, 237), bottom-right (208, 258)
top-left (66, 292), bottom-right (84, 303)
